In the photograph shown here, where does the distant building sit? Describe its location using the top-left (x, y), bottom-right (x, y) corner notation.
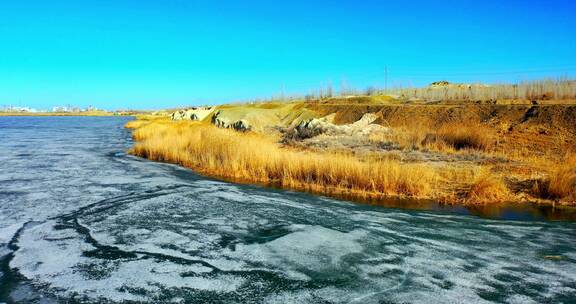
top-left (1, 106), bottom-right (38, 112)
top-left (52, 106), bottom-right (70, 112)
top-left (51, 105), bottom-right (100, 112)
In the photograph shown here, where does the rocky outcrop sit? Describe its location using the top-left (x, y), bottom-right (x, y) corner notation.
top-left (171, 107), bottom-right (214, 121)
top-left (171, 110), bottom-right (190, 120)
top-left (211, 110), bottom-right (229, 128)
top-left (294, 118), bottom-right (330, 139)
top-left (429, 81), bottom-right (490, 90)
top-left (211, 110), bottom-right (252, 132)
top-left (351, 113), bottom-right (378, 128)
top-left (231, 120), bottom-right (251, 132)
top-left (291, 113), bottom-right (386, 139)
top-left (430, 81), bottom-right (450, 87)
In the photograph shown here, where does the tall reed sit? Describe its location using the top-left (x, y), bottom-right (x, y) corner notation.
top-left (547, 154), bottom-right (576, 201)
top-left (129, 121), bottom-right (438, 199)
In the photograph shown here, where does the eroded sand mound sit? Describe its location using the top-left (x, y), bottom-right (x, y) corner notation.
top-left (171, 107), bottom-right (214, 121)
top-left (290, 113), bottom-right (389, 139)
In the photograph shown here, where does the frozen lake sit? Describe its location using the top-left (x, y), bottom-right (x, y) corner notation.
top-left (0, 116), bottom-right (575, 303)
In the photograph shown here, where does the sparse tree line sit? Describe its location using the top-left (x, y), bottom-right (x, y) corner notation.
top-left (246, 78), bottom-right (576, 104)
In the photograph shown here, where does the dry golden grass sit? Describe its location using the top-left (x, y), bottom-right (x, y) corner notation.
top-left (547, 154), bottom-right (576, 201)
top-left (125, 120), bottom-right (150, 129)
top-left (368, 125), bottom-right (428, 151)
top-left (464, 169), bottom-right (512, 204)
top-left (427, 123), bottom-right (493, 151)
top-left (129, 120), bottom-right (439, 199)
top-left (369, 122), bottom-right (493, 153)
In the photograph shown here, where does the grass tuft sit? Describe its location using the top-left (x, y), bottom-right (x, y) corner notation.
top-left (547, 154), bottom-right (576, 201)
top-left (464, 169), bottom-right (511, 204)
top-left (428, 123), bottom-right (493, 151)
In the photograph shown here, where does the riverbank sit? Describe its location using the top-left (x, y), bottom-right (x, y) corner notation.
top-left (126, 97), bottom-right (576, 207)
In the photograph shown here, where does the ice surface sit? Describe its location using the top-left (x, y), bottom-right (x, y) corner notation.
top-left (0, 223), bottom-right (23, 244)
top-left (232, 225), bottom-right (366, 279)
top-left (1, 117), bottom-right (576, 303)
top-left (14, 182), bottom-right (572, 303)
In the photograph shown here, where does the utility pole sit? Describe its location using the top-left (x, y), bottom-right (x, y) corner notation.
top-left (385, 65), bottom-right (388, 93)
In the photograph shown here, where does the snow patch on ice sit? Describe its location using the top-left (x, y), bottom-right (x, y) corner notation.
top-left (0, 222), bottom-right (24, 244)
top-left (232, 225), bottom-right (366, 280)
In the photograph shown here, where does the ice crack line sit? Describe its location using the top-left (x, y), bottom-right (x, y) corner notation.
top-left (50, 184), bottom-right (198, 221)
top-left (346, 263), bottom-right (412, 304)
top-left (62, 217), bottom-right (303, 283)
top-left (0, 221), bottom-right (41, 302)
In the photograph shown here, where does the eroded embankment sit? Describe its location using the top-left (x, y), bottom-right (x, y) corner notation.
top-left (126, 101), bottom-right (576, 207)
top-left (308, 103), bottom-right (576, 130)
top-left (303, 103), bottom-right (576, 206)
top-left (305, 103), bottom-right (576, 157)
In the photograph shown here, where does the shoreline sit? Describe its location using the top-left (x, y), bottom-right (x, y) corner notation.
top-left (124, 99), bottom-right (576, 209)
top-left (145, 154), bottom-right (576, 221)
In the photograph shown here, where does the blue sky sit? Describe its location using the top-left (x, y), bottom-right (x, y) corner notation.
top-left (1, 0), bottom-right (575, 110)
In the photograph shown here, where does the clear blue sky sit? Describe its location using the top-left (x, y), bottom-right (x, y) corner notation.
top-left (1, 0), bottom-right (575, 110)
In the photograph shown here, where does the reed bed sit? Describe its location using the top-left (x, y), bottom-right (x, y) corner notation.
top-left (370, 122), bottom-right (494, 152)
top-left (129, 121), bottom-right (439, 199)
top-left (429, 123), bottom-right (493, 151)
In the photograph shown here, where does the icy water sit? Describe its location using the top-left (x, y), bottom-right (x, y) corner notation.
top-left (0, 117), bottom-right (575, 304)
